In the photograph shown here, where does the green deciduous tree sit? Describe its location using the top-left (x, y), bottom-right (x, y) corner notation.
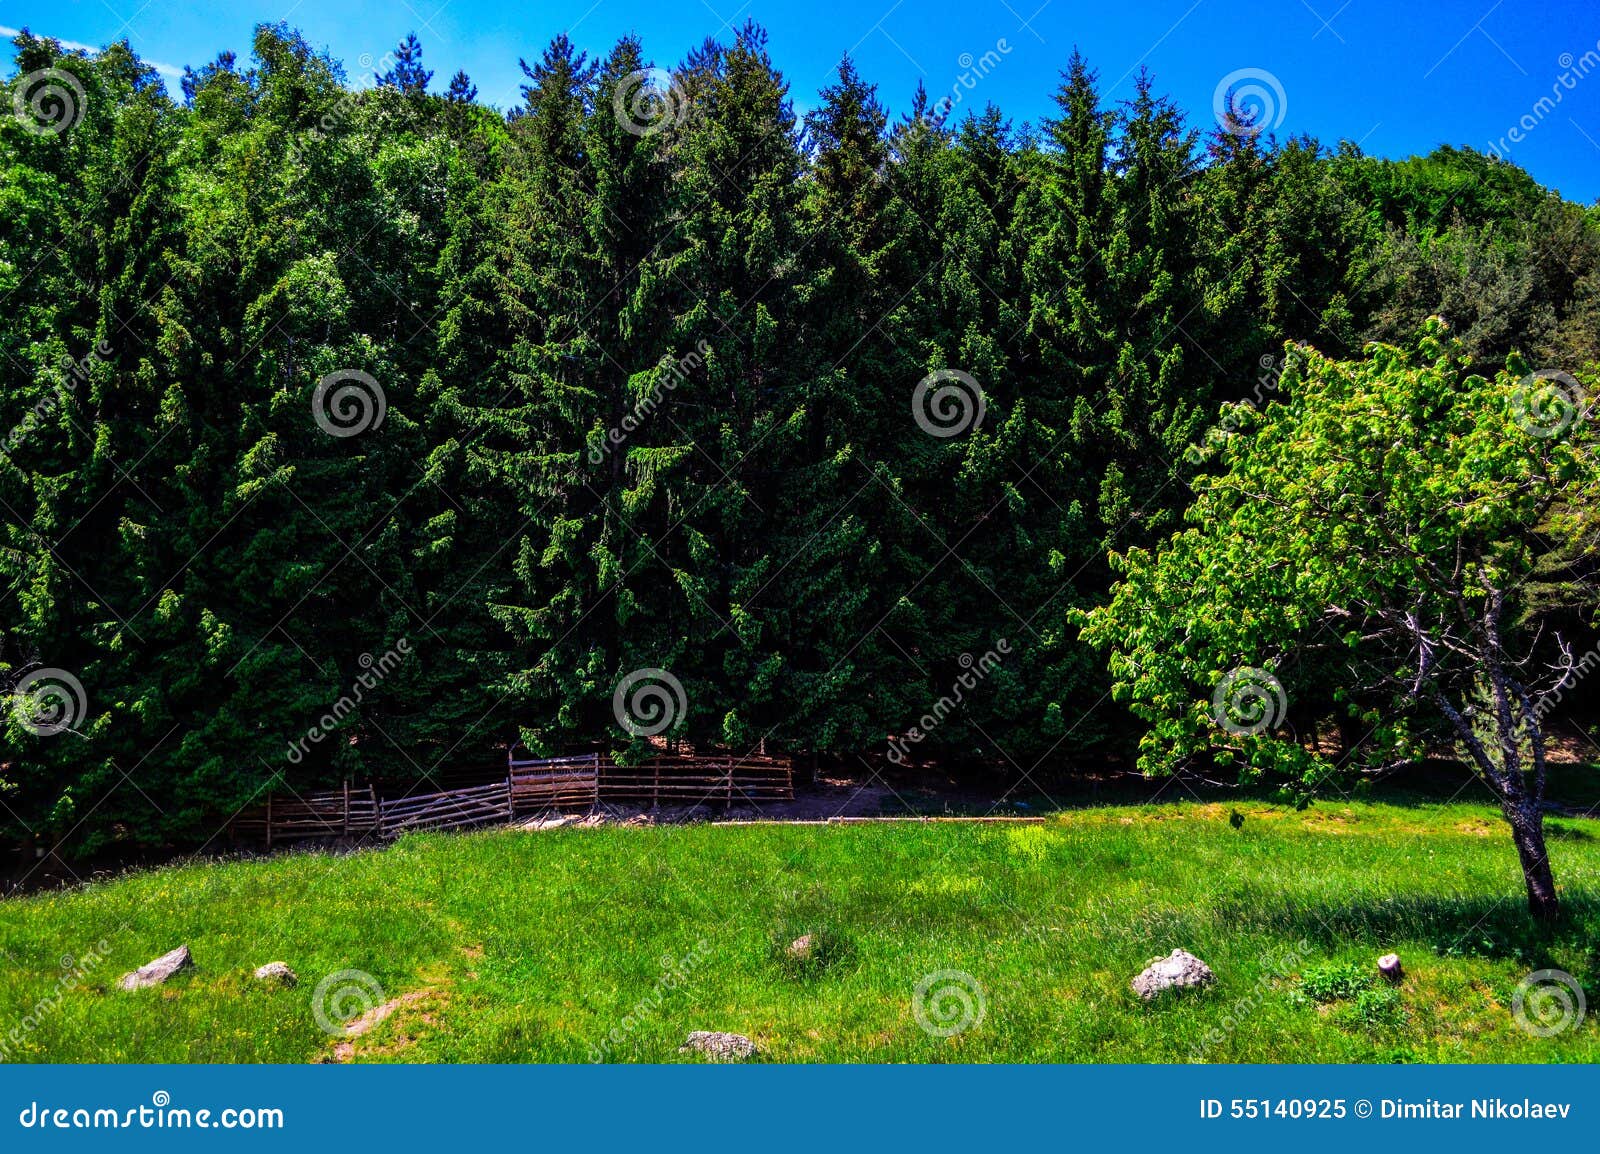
top-left (1079, 321), bottom-right (1599, 919)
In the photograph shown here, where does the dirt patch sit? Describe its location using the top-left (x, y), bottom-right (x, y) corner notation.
top-left (326, 989), bottom-right (448, 1062)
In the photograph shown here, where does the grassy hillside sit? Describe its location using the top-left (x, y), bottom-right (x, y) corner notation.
top-left (1, 799), bottom-right (1597, 1063)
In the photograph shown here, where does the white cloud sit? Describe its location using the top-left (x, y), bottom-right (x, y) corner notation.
top-left (0, 25), bottom-right (184, 79)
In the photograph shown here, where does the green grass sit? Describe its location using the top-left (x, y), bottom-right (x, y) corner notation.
top-left (2, 798), bottom-right (1598, 1063)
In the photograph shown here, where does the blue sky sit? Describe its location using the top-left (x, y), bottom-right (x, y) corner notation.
top-left (4, 0), bottom-right (1599, 201)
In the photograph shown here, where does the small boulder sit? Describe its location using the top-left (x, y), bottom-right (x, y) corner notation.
top-left (787, 934), bottom-right (815, 961)
top-left (679, 1030), bottom-right (757, 1062)
top-left (119, 945), bottom-right (194, 990)
top-left (1377, 953), bottom-right (1403, 982)
top-left (253, 961), bottom-right (297, 987)
top-left (1132, 948), bottom-right (1215, 1001)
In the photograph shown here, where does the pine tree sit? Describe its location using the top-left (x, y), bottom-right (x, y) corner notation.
top-left (445, 70), bottom-right (477, 104)
top-left (377, 32), bottom-right (432, 96)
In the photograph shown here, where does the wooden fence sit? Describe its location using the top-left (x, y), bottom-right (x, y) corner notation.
top-left (599, 754), bottom-right (794, 806)
top-left (509, 752), bottom-right (601, 810)
top-left (234, 750), bottom-right (793, 844)
top-left (380, 780), bottom-right (515, 835)
top-left (230, 784), bottom-right (379, 848)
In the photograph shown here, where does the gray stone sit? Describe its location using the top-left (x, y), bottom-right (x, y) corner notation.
top-left (679, 1030), bottom-right (757, 1062)
top-left (119, 945), bottom-right (194, 990)
top-left (253, 961), bottom-right (297, 987)
top-left (1131, 948), bottom-right (1215, 1000)
top-left (787, 934), bottom-right (815, 961)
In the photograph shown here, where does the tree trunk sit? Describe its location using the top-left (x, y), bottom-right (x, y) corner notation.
top-left (1504, 801), bottom-right (1560, 921)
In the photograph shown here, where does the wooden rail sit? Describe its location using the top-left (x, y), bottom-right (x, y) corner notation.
top-left (508, 752), bottom-right (601, 810)
top-left (380, 781), bottom-right (514, 835)
top-left (599, 754), bottom-right (794, 805)
top-left (230, 785), bottom-right (379, 847)
top-left (234, 751), bottom-right (794, 844)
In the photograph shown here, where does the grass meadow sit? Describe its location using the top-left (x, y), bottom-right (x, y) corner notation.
top-left (1, 797), bottom-right (1597, 1063)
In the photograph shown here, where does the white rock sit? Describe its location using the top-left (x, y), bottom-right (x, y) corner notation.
top-left (1131, 948), bottom-right (1215, 1000)
top-left (253, 961), bottom-right (297, 987)
top-left (679, 1030), bottom-right (757, 1061)
top-left (119, 945), bottom-right (194, 990)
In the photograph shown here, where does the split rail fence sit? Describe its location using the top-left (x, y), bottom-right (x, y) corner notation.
top-left (235, 750), bottom-right (792, 845)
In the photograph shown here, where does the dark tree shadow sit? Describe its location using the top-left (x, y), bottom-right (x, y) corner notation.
top-left (1216, 890), bottom-right (1600, 973)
